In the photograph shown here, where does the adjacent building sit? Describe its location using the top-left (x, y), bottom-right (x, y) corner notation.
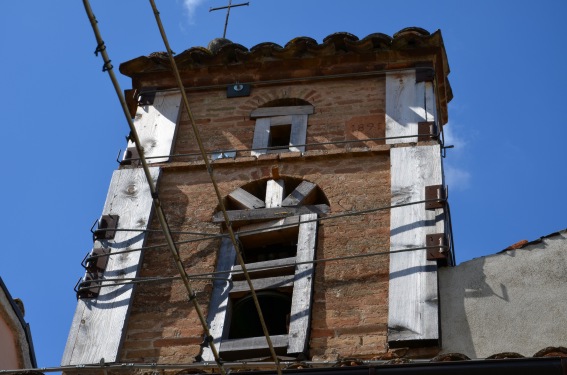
top-left (0, 277), bottom-right (36, 369)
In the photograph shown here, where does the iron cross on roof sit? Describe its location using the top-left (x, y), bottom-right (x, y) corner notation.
top-left (209, 0), bottom-right (250, 39)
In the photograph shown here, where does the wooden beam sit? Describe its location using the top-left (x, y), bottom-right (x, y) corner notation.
top-left (251, 117), bottom-right (270, 156)
top-left (230, 275), bottom-right (295, 296)
top-left (386, 71), bottom-right (429, 145)
top-left (232, 257), bottom-right (296, 280)
top-left (228, 188), bottom-right (265, 210)
top-left (212, 204), bottom-right (329, 223)
top-left (388, 145), bottom-right (442, 346)
top-left (288, 214), bottom-right (317, 355)
top-left (265, 179), bottom-right (285, 208)
top-left (250, 105), bottom-right (313, 118)
top-left (237, 216), bottom-right (300, 236)
top-left (201, 238), bottom-right (236, 362)
top-left (62, 167), bottom-right (160, 365)
top-left (126, 91), bottom-right (181, 163)
top-left (220, 334), bottom-right (288, 353)
top-left (281, 181), bottom-right (317, 206)
top-left (289, 114), bottom-right (307, 153)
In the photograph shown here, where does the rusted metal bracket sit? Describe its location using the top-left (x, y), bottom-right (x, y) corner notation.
top-left (120, 146), bottom-right (140, 166)
top-left (418, 121), bottom-right (439, 142)
top-left (426, 233), bottom-right (448, 261)
top-left (81, 247), bottom-right (110, 273)
top-left (75, 273), bottom-right (103, 299)
top-left (138, 89), bottom-right (156, 106)
top-left (425, 185), bottom-right (447, 210)
top-left (415, 62), bottom-right (435, 83)
top-left (92, 215), bottom-right (119, 241)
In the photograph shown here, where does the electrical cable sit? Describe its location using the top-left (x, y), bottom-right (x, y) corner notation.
top-left (121, 132), bottom-right (440, 164)
top-left (76, 244), bottom-right (448, 295)
top-left (0, 356), bottom-right (443, 375)
top-left (147, 1), bottom-right (282, 372)
top-left (83, 197), bottom-right (445, 260)
top-left (92, 227), bottom-right (215, 237)
top-left (82, 2), bottom-right (227, 373)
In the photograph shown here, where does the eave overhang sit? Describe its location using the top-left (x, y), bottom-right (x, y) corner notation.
top-left (119, 27), bottom-right (452, 125)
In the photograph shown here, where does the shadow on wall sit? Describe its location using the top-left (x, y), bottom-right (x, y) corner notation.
top-left (439, 256), bottom-right (509, 359)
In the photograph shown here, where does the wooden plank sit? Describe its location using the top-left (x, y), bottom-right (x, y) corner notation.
top-left (228, 188), bottom-right (265, 210)
top-left (385, 71), bottom-right (428, 145)
top-left (288, 214), bottom-right (317, 354)
top-left (250, 105), bottom-right (314, 118)
top-left (232, 257), bottom-right (296, 280)
top-left (289, 114), bottom-right (308, 153)
top-left (424, 81), bottom-right (437, 124)
top-left (230, 275), bottom-right (295, 296)
top-left (126, 91), bottom-right (181, 163)
top-left (62, 167), bottom-right (160, 366)
top-left (388, 145), bottom-right (442, 345)
top-left (251, 118), bottom-right (270, 156)
top-left (265, 179), bottom-right (285, 208)
top-left (212, 204), bottom-right (329, 223)
top-left (220, 334), bottom-right (288, 353)
top-left (237, 216), bottom-right (300, 236)
top-left (281, 181), bottom-right (317, 206)
top-left (201, 238), bottom-right (236, 362)
top-left (269, 115), bottom-right (292, 126)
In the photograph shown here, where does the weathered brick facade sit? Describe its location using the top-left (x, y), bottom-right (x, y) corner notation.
top-left (122, 152), bottom-right (391, 362)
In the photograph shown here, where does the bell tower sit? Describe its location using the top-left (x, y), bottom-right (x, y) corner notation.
top-left (63, 27), bottom-right (452, 366)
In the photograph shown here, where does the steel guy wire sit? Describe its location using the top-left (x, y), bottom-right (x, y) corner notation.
top-left (83, 197), bottom-right (447, 260)
top-left (82, 2), bottom-right (227, 373)
top-left (119, 132), bottom-right (441, 164)
top-left (147, 1), bottom-right (281, 372)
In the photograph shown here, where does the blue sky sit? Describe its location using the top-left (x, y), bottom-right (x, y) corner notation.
top-left (1, 0), bottom-right (566, 369)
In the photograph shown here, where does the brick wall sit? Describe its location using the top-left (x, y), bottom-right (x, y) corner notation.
top-left (120, 76), bottom-right (391, 362)
top-left (174, 77), bottom-right (385, 158)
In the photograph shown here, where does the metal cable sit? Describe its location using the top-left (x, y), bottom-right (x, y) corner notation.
top-left (76, 244), bottom-right (447, 294)
top-left (85, 197), bottom-right (447, 262)
top-left (81, 2), bottom-right (226, 373)
top-left (93, 227), bottom-right (215, 236)
top-left (121, 133), bottom-right (440, 163)
top-left (0, 356), bottom-right (444, 375)
top-left (147, 1), bottom-right (282, 372)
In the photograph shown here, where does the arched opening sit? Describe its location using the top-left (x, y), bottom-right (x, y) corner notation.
top-left (259, 98), bottom-right (312, 108)
top-left (219, 176), bottom-right (330, 212)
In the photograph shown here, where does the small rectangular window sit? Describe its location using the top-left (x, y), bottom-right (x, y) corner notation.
top-left (268, 124), bottom-right (292, 152)
top-left (250, 105), bottom-right (313, 156)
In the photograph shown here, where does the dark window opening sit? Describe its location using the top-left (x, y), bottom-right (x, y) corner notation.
top-left (228, 291), bottom-right (292, 339)
top-left (242, 243), bottom-right (297, 264)
top-left (268, 124), bottom-right (291, 150)
top-left (239, 226), bottom-right (298, 264)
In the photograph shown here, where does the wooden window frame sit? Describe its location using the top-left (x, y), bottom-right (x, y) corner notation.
top-left (203, 180), bottom-right (318, 361)
top-left (250, 105), bottom-right (314, 156)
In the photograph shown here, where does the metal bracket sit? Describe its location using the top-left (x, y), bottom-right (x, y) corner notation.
top-left (92, 215), bottom-right (119, 241)
top-left (138, 90), bottom-right (156, 106)
top-left (121, 147), bottom-right (140, 166)
top-left (415, 62), bottom-right (435, 83)
top-left (426, 233), bottom-right (448, 261)
top-left (425, 185), bottom-right (447, 210)
top-left (418, 121), bottom-right (439, 142)
top-left (81, 247), bottom-right (110, 273)
top-left (75, 273), bottom-right (103, 299)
